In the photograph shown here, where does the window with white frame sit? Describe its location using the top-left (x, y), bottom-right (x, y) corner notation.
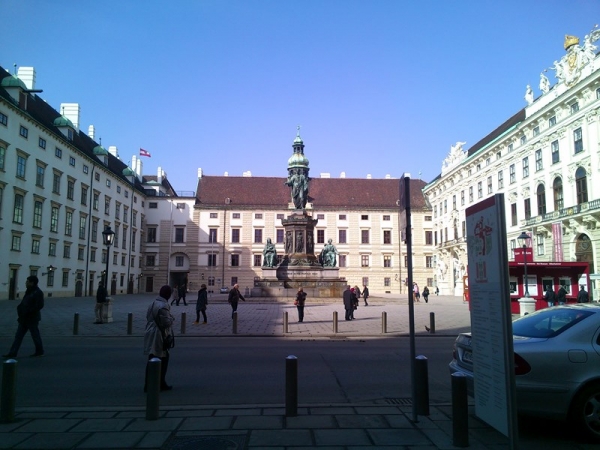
top-left (383, 255), bottom-right (392, 267)
top-left (498, 170), bottom-right (504, 189)
top-left (551, 140), bottom-right (560, 164)
top-left (522, 157), bottom-right (529, 178)
top-left (510, 164), bottom-right (516, 184)
top-left (487, 176), bottom-right (492, 194)
top-left (537, 234), bottom-right (545, 256)
top-left (535, 149), bottom-right (543, 171)
top-left (361, 254), bottom-right (369, 267)
top-left (338, 254), bottom-right (347, 267)
top-left (574, 127), bottom-right (583, 154)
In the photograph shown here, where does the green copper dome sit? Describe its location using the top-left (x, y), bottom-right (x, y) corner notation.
top-left (1, 75), bottom-right (27, 90)
top-left (93, 145), bottom-right (108, 156)
top-left (287, 151), bottom-right (309, 168)
top-left (122, 167), bottom-right (136, 177)
top-left (53, 116), bottom-right (74, 128)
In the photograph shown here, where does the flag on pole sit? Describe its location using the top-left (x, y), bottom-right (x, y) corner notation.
top-left (139, 148), bottom-right (151, 158)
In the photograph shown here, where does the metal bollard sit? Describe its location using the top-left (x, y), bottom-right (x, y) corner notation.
top-left (0, 359), bottom-right (18, 423)
top-left (181, 312), bottom-right (186, 335)
top-left (73, 312), bottom-right (79, 335)
top-left (415, 355), bottom-right (430, 416)
top-left (283, 311), bottom-right (289, 334)
top-left (429, 312), bottom-right (436, 334)
top-left (127, 313), bottom-right (133, 335)
top-left (285, 355), bottom-right (298, 417)
top-left (382, 311), bottom-right (387, 334)
top-left (333, 311), bottom-right (338, 333)
top-left (146, 358), bottom-right (161, 421)
top-left (233, 311), bottom-right (238, 334)
top-left (451, 372), bottom-right (469, 447)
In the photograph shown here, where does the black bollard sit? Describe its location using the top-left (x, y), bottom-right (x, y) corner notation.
top-left (451, 372), bottom-right (469, 447)
top-left (333, 311), bottom-right (338, 333)
top-left (127, 312), bottom-right (133, 335)
top-left (181, 312), bottom-right (186, 335)
top-left (0, 359), bottom-right (17, 423)
top-left (415, 355), bottom-right (430, 416)
top-left (73, 312), bottom-right (79, 335)
top-left (146, 358), bottom-right (161, 421)
top-left (382, 311), bottom-right (387, 334)
top-left (283, 311), bottom-right (289, 334)
top-left (233, 311), bottom-right (238, 334)
top-left (285, 355), bottom-right (298, 417)
top-left (429, 312), bottom-right (436, 334)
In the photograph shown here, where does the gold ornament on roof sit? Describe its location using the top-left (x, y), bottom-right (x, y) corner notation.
top-left (564, 35), bottom-right (579, 50)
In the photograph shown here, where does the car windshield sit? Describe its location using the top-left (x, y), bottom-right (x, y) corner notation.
top-left (513, 308), bottom-right (594, 338)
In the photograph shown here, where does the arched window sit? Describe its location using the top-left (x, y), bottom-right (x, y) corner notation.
top-left (536, 183), bottom-right (546, 216)
top-left (553, 177), bottom-right (563, 211)
top-left (576, 167), bottom-right (588, 204)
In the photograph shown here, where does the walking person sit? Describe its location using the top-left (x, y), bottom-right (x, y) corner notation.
top-left (544, 285), bottom-right (556, 307)
top-left (227, 283), bottom-right (245, 319)
top-left (144, 285), bottom-right (175, 392)
top-left (350, 287), bottom-right (358, 319)
top-left (423, 286), bottom-right (430, 303)
top-left (194, 284), bottom-right (208, 324)
top-left (343, 285), bottom-right (353, 321)
top-left (177, 284), bottom-right (187, 306)
top-left (170, 285), bottom-right (179, 306)
top-left (295, 287), bottom-right (307, 322)
top-left (435, 286), bottom-right (439, 296)
top-left (94, 282), bottom-right (108, 324)
top-left (3, 275), bottom-right (45, 358)
top-left (557, 285), bottom-right (567, 305)
top-left (577, 285), bottom-right (590, 303)
top-left (413, 282), bottom-right (420, 302)
top-left (362, 285), bottom-right (369, 306)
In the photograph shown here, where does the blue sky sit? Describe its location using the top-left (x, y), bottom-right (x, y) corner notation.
top-left (2, 1), bottom-right (599, 192)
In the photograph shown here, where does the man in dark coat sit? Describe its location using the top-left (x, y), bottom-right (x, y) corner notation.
top-left (557, 285), bottom-right (567, 305)
top-left (177, 284), bottom-right (187, 306)
top-left (577, 285), bottom-right (590, 303)
top-left (228, 283), bottom-right (245, 319)
top-left (95, 282), bottom-right (108, 324)
top-left (343, 285), bottom-right (354, 321)
top-left (3, 276), bottom-right (45, 358)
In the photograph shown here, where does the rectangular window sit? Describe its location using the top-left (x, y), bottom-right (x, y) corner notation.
top-left (383, 215), bottom-right (390, 221)
top-left (11, 235), bottom-right (21, 251)
top-left (425, 230), bottom-right (433, 245)
top-left (79, 216), bottom-right (86, 239)
top-left (63, 243), bottom-right (71, 258)
top-left (361, 255), bottom-right (369, 267)
top-left (383, 255), bottom-right (392, 267)
top-left (208, 228), bottom-right (217, 243)
top-left (148, 202), bottom-right (157, 209)
top-left (254, 254), bottom-right (262, 266)
top-left (254, 213), bottom-right (262, 219)
top-left (36, 165), bottom-right (45, 187)
top-left (232, 213), bottom-right (240, 219)
top-left (361, 230), bottom-right (369, 244)
top-left (55, 147), bottom-right (62, 158)
top-left (69, 156), bottom-right (76, 167)
top-left (338, 255), bottom-right (347, 267)
top-left (32, 238), bottom-right (40, 254)
top-left (83, 164), bottom-right (89, 174)
top-left (524, 198), bottom-right (531, 220)
top-left (522, 157), bottom-right (529, 178)
top-left (67, 179), bottom-right (75, 200)
top-left (276, 229), bottom-right (284, 243)
top-left (46, 271), bottom-right (54, 287)
top-left (316, 214), bottom-right (324, 220)
top-left (426, 256), bottom-right (434, 268)
top-left (13, 193), bottom-right (24, 224)
top-left (81, 186), bottom-right (88, 206)
top-left (53, 172), bottom-right (61, 194)
top-left (535, 149), bottom-right (543, 171)
top-left (115, 203), bottom-right (121, 220)
top-left (33, 200), bottom-right (43, 228)
top-left (0, 112), bottom-right (7, 126)
top-left (61, 271), bottom-right (69, 287)
top-left (317, 229), bottom-right (325, 244)
top-left (209, 212), bottom-right (218, 219)
top-left (93, 192), bottom-right (99, 210)
top-left (92, 220), bottom-right (98, 242)
top-left (231, 254), bottom-right (240, 267)
top-left (533, 126), bottom-right (540, 136)
top-left (469, 187), bottom-right (473, 202)
top-left (549, 116), bottom-right (556, 127)
top-left (574, 127), bottom-right (583, 153)
top-left (460, 190), bottom-right (465, 206)
top-left (338, 229), bottom-right (346, 244)
top-left (208, 254), bottom-right (216, 267)
top-left (383, 230), bottom-right (391, 244)
top-left (175, 256), bottom-right (184, 267)
top-left (537, 234), bottom-right (545, 256)
top-left (276, 213), bottom-right (284, 220)
top-left (104, 197), bottom-right (110, 215)
top-left (452, 195), bottom-right (456, 210)
top-left (477, 181), bottom-right (482, 199)
top-left (361, 215), bottom-right (369, 220)
top-left (571, 102), bottom-right (579, 114)
top-left (511, 203), bottom-right (518, 226)
top-left (123, 207), bottom-right (128, 224)
top-left (146, 255), bottom-right (156, 266)
top-left (16, 155), bottom-right (26, 178)
top-left (50, 207), bottom-right (59, 232)
top-left (384, 277), bottom-right (391, 287)
top-left (78, 247), bottom-right (84, 260)
top-left (231, 229), bottom-right (240, 243)
top-left (106, 179), bottom-right (111, 188)
top-left (498, 170), bottom-right (504, 189)
top-left (339, 214), bottom-right (347, 220)
top-left (254, 228), bottom-right (263, 243)
top-left (49, 242), bottom-right (56, 256)
top-left (90, 249), bottom-right (96, 262)
top-left (510, 164), bottom-right (516, 184)
top-left (65, 210), bottom-right (73, 236)
top-left (551, 140), bottom-right (560, 164)
top-left (520, 135), bottom-right (526, 145)
top-left (0, 145), bottom-right (5, 170)
top-left (19, 125), bottom-right (28, 138)
top-left (487, 176), bottom-right (492, 194)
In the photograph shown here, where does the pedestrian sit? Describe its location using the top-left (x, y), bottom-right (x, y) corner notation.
top-left (435, 286), bottom-right (439, 296)
top-left (343, 285), bottom-right (353, 321)
top-left (413, 282), bottom-right (420, 302)
top-left (3, 275), bottom-right (45, 358)
top-left (354, 285), bottom-right (361, 300)
top-left (94, 282), bottom-right (108, 324)
top-left (577, 285), bottom-right (590, 303)
top-left (350, 287), bottom-right (358, 319)
top-left (170, 285), bottom-right (179, 306)
top-left (227, 283), bottom-right (245, 319)
top-left (362, 285), bottom-right (369, 306)
top-left (544, 285), bottom-right (556, 307)
top-left (194, 284), bottom-right (208, 324)
top-left (177, 284), bottom-right (187, 306)
top-left (295, 287), bottom-right (307, 322)
top-left (144, 285), bottom-right (175, 392)
top-left (557, 285), bottom-right (567, 305)
top-left (423, 286), bottom-right (430, 303)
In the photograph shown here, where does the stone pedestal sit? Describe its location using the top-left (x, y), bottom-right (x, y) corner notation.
top-left (518, 297), bottom-right (536, 316)
top-left (102, 298), bottom-right (113, 323)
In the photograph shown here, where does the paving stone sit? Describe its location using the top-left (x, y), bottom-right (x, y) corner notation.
top-left (233, 415), bottom-right (283, 429)
top-left (76, 431), bottom-right (145, 448)
top-left (178, 416), bottom-right (234, 431)
top-left (16, 418), bottom-right (82, 433)
top-left (335, 414), bottom-right (389, 428)
top-left (314, 429), bottom-right (372, 446)
top-left (65, 411), bottom-right (119, 419)
top-left (249, 429), bottom-right (312, 446)
top-left (368, 428), bottom-right (431, 446)
top-left (286, 415), bottom-right (337, 429)
top-left (214, 408), bottom-right (262, 416)
top-left (124, 417), bottom-right (183, 431)
top-left (14, 432), bottom-right (88, 449)
top-left (136, 431), bottom-right (172, 448)
top-left (0, 432), bottom-right (33, 449)
top-left (309, 406), bottom-right (355, 415)
top-left (70, 418), bottom-right (133, 432)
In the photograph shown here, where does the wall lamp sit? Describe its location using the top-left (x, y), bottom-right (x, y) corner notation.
top-left (42, 265), bottom-right (56, 276)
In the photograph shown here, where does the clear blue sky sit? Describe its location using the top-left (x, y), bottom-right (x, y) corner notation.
top-left (2, 1), bottom-right (599, 192)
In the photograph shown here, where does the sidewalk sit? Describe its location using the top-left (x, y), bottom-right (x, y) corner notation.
top-left (0, 294), bottom-right (590, 449)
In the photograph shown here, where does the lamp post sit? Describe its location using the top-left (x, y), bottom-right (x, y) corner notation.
top-left (102, 226), bottom-right (115, 291)
top-left (517, 231), bottom-right (530, 297)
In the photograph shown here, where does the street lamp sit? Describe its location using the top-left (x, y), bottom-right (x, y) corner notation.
top-left (102, 226), bottom-right (115, 290)
top-left (42, 265), bottom-right (56, 276)
top-left (517, 231), bottom-right (530, 297)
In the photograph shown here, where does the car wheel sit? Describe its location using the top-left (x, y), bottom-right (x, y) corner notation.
top-left (570, 382), bottom-right (600, 442)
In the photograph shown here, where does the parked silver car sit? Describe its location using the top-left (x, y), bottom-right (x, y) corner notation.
top-left (449, 303), bottom-right (600, 442)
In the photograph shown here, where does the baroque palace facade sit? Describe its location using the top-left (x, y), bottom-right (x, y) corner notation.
top-left (423, 28), bottom-right (600, 298)
top-left (0, 64), bottom-right (434, 300)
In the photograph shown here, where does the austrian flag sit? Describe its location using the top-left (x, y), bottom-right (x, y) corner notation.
top-left (139, 148), bottom-right (151, 158)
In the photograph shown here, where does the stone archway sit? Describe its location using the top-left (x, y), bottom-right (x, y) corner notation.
top-left (575, 233), bottom-right (594, 273)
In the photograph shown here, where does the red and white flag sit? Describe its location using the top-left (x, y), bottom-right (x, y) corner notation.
top-left (139, 148), bottom-right (151, 158)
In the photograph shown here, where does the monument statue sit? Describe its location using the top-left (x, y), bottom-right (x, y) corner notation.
top-left (320, 239), bottom-right (338, 267)
top-left (262, 238), bottom-right (277, 268)
top-left (285, 126), bottom-right (310, 209)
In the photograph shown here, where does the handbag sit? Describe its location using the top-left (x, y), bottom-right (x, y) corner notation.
top-left (294, 300), bottom-right (299, 306)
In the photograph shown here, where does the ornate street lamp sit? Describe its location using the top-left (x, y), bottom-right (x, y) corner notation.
top-left (517, 231), bottom-right (530, 297)
top-left (102, 226), bottom-right (115, 290)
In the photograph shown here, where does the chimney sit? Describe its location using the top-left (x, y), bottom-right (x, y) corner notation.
top-left (366, 174), bottom-right (372, 179)
top-left (224, 172), bottom-right (229, 177)
top-left (157, 167), bottom-right (163, 184)
top-left (60, 103), bottom-right (80, 129)
top-left (17, 67), bottom-right (36, 90)
top-left (340, 172), bottom-right (346, 178)
top-left (242, 171), bottom-right (252, 177)
top-left (88, 125), bottom-right (95, 140)
top-left (385, 174), bottom-right (391, 179)
top-left (320, 173), bottom-right (331, 178)
top-left (132, 155), bottom-right (139, 176)
top-left (197, 168), bottom-right (203, 179)
top-left (108, 146), bottom-right (118, 158)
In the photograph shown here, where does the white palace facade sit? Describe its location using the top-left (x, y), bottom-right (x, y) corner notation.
top-left (423, 29), bottom-right (600, 298)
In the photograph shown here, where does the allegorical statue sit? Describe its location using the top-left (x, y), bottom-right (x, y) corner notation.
top-left (320, 239), bottom-right (338, 267)
top-left (285, 126), bottom-right (310, 209)
top-left (262, 238), bottom-right (277, 268)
